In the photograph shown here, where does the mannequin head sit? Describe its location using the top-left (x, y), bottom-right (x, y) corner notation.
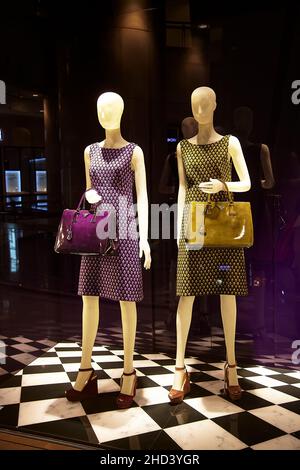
top-left (233, 106), bottom-right (253, 138)
top-left (97, 92), bottom-right (124, 130)
top-left (181, 116), bottom-right (198, 139)
top-left (191, 87), bottom-right (216, 125)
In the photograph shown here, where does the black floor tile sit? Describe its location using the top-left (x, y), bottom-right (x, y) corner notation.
top-left (20, 416), bottom-right (99, 445)
top-left (189, 371), bottom-right (218, 383)
top-left (135, 376), bottom-right (161, 389)
top-left (66, 369), bottom-right (110, 382)
top-left (238, 378), bottom-right (266, 391)
top-left (150, 359), bottom-right (175, 366)
top-left (102, 429), bottom-right (180, 451)
top-left (191, 364), bottom-right (220, 372)
top-left (274, 386), bottom-right (300, 399)
top-left (82, 392), bottom-right (138, 414)
top-left (96, 361), bottom-right (124, 369)
top-left (20, 383), bottom-right (68, 402)
top-left (274, 374), bottom-right (300, 385)
top-left (213, 411), bottom-right (285, 446)
top-left (222, 391), bottom-right (273, 410)
top-left (280, 400), bottom-right (300, 415)
top-left (143, 401), bottom-right (206, 429)
top-left (135, 366), bottom-right (171, 376)
top-left (22, 365), bottom-right (65, 374)
top-left (0, 404), bottom-right (20, 427)
top-left (0, 375), bottom-right (22, 388)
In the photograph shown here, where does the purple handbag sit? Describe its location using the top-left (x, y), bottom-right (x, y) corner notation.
top-left (54, 191), bottom-right (119, 256)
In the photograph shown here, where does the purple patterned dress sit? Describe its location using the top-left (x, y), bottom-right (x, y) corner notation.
top-left (78, 142), bottom-right (143, 302)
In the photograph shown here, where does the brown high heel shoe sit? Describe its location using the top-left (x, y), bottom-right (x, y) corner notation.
top-left (223, 362), bottom-right (242, 401)
top-left (168, 366), bottom-right (191, 405)
top-left (116, 369), bottom-right (137, 409)
top-left (65, 367), bottom-right (98, 402)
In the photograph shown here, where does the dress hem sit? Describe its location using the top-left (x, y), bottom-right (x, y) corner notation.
top-left (77, 291), bottom-right (144, 302)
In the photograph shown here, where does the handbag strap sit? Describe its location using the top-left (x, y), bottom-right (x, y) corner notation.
top-left (76, 188), bottom-right (102, 212)
top-left (207, 179), bottom-right (233, 204)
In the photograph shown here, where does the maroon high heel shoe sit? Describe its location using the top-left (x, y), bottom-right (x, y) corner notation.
top-left (116, 369), bottom-right (137, 409)
top-left (168, 366), bottom-right (191, 405)
top-left (65, 367), bottom-right (98, 402)
top-left (223, 362), bottom-right (242, 401)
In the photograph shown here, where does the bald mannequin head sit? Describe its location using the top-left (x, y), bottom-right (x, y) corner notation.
top-left (97, 92), bottom-right (124, 130)
top-left (191, 87), bottom-right (217, 125)
top-left (181, 116), bottom-right (198, 139)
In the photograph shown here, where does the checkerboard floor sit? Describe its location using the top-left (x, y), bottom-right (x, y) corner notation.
top-left (1, 343), bottom-right (300, 450)
top-left (0, 335), bottom-right (56, 378)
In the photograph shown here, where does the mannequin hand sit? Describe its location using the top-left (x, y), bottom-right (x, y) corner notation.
top-left (139, 240), bottom-right (151, 270)
top-left (199, 178), bottom-right (225, 194)
top-left (85, 188), bottom-right (102, 204)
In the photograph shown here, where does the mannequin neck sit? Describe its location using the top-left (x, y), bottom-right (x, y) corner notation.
top-left (103, 128), bottom-right (128, 148)
top-left (194, 122), bottom-right (221, 144)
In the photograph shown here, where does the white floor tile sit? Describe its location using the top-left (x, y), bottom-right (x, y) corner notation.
top-left (87, 407), bottom-right (160, 443)
top-left (165, 420), bottom-right (247, 450)
top-left (98, 379), bottom-right (120, 393)
top-left (55, 343), bottom-right (79, 348)
top-left (245, 367), bottom-right (280, 376)
top-left (248, 388), bottom-right (299, 404)
top-left (56, 350), bottom-right (82, 358)
top-left (196, 380), bottom-right (224, 395)
top-left (285, 372), bottom-right (300, 380)
top-left (134, 386), bottom-right (170, 406)
top-left (22, 371), bottom-right (70, 387)
top-left (133, 360), bottom-right (161, 368)
top-left (246, 376), bottom-right (285, 388)
top-left (28, 357), bottom-right (61, 366)
top-left (142, 354), bottom-right (172, 360)
top-left (0, 387), bottom-right (21, 405)
top-left (147, 374), bottom-right (174, 386)
top-left (251, 434), bottom-right (300, 450)
top-left (92, 355), bottom-right (122, 363)
top-left (250, 405), bottom-right (300, 433)
top-left (18, 397), bottom-right (85, 426)
top-left (185, 395), bottom-right (243, 419)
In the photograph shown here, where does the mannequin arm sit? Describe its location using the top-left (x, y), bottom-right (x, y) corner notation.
top-left (83, 145), bottom-right (102, 203)
top-left (84, 146), bottom-right (92, 190)
top-left (227, 136), bottom-right (251, 192)
top-left (200, 136), bottom-right (251, 194)
top-left (176, 143), bottom-right (187, 246)
top-left (132, 145), bottom-right (151, 269)
top-left (260, 144), bottom-right (275, 189)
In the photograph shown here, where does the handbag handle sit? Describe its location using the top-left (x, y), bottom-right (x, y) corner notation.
top-left (76, 188), bottom-right (102, 212)
top-left (207, 179), bottom-right (233, 204)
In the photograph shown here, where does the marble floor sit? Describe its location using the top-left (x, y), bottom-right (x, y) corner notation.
top-left (1, 342), bottom-right (300, 450)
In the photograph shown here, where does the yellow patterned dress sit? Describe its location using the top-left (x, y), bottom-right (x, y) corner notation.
top-left (176, 135), bottom-right (248, 296)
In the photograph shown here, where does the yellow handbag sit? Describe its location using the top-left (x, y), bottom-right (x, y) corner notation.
top-left (185, 181), bottom-right (254, 249)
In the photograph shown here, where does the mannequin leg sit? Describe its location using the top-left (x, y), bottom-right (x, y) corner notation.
top-left (74, 295), bottom-right (99, 391)
top-left (172, 296), bottom-right (195, 390)
top-left (119, 300), bottom-right (137, 395)
top-left (220, 294), bottom-right (239, 386)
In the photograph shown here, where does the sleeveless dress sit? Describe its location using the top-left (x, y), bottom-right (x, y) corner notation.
top-left (78, 142), bottom-right (143, 302)
top-left (176, 135), bottom-right (248, 297)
